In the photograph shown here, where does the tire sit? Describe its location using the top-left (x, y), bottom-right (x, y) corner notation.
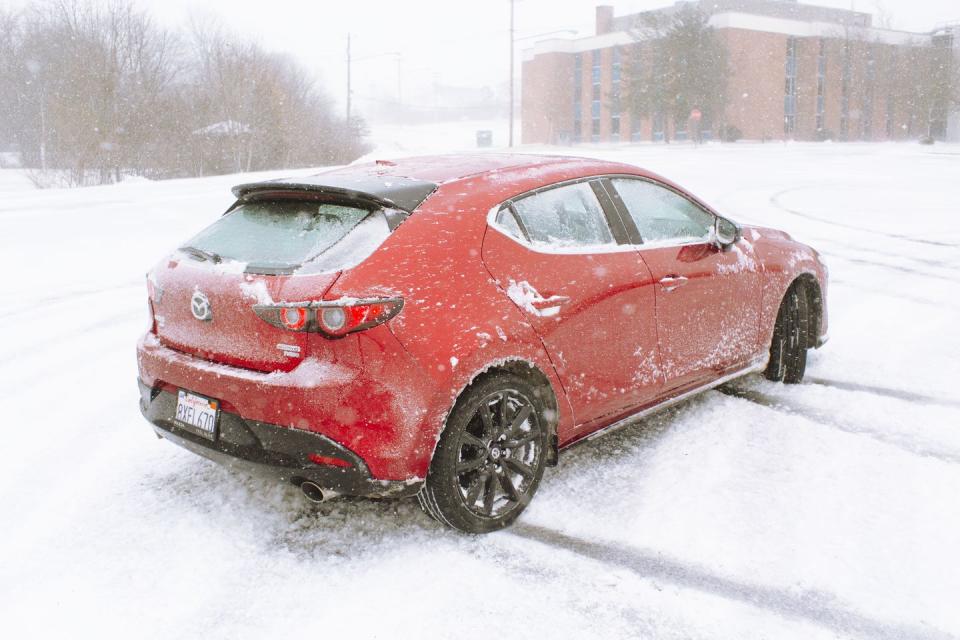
top-left (764, 284), bottom-right (809, 384)
top-left (418, 372), bottom-right (549, 533)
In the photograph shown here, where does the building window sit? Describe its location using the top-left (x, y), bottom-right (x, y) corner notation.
top-left (631, 47), bottom-right (643, 141)
top-left (573, 53), bottom-right (582, 143)
top-left (815, 39), bottom-right (826, 133)
top-left (591, 49), bottom-right (601, 142)
top-left (652, 112), bottom-right (664, 142)
top-left (612, 46), bottom-right (621, 84)
top-left (611, 47), bottom-right (621, 142)
top-left (862, 45), bottom-right (875, 139)
top-left (784, 37), bottom-right (798, 136)
top-left (840, 41), bottom-right (851, 139)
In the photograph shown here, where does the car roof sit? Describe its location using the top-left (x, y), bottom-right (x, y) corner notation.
top-left (325, 153), bottom-right (644, 184)
top-left (232, 154), bottom-right (650, 212)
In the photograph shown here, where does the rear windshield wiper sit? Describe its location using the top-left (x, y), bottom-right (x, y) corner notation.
top-left (180, 246), bottom-right (223, 264)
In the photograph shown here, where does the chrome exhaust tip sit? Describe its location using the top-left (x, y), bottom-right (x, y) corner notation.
top-left (301, 481), bottom-right (333, 504)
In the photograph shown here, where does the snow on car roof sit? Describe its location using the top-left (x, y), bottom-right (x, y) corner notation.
top-left (232, 154), bottom-right (648, 212)
top-left (333, 153), bottom-right (643, 184)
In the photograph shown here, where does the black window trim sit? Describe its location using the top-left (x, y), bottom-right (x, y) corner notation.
top-left (488, 176), bottom-right (635, 254)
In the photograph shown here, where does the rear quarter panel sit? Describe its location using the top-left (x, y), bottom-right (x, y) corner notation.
top-left (324, 179), bottom-right (574, 476)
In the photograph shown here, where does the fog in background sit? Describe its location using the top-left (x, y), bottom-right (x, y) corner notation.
top-left (1, 0), bottom-right (957, 186)
top-left (6, 0), bottom-right (959, 126)
top-left (129, 0), bottom-right (960, 121)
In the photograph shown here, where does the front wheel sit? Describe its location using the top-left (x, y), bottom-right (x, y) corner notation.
top-left (764, 285), bottom-right (809, 384)
top-left (418, 373), bottom-right (548, 533)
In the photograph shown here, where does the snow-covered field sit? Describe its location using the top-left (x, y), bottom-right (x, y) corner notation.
top-left (1, 136), bottom-right (959, 639)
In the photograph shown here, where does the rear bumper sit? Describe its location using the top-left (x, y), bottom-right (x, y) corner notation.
top-left (138, 379), bottom-right (421, 498)
top-left (136, 331), bottom-right (440, 483)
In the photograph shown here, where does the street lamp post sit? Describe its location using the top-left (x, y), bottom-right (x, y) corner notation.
top-left (509, 0), bottom-right (516, 147)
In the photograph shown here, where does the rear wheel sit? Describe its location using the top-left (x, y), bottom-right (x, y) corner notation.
top-left (418, 373), bottom-right (548, 533)
top-left (764, 284), bottom-right (809, 384)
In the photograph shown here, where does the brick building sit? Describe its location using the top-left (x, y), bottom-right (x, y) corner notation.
top-left (521, 0), bottom-right (960, 144)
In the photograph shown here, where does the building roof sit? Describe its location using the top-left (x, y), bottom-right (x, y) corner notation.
top-left (523, 0), bottom-right (934, 61)
top-left (608, 0), bottom-right (872, 33)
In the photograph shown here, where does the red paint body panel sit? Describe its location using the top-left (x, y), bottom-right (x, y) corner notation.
top-left (482, 228), bottom-right (662, 430)
top-left (637, 241), bottom-right (763, 390)
top-left (136, 154), bottom-right (828, 488)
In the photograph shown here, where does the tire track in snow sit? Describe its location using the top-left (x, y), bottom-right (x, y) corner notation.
top-left (819, 239), bottom-right (960, 272)
top-left (0, 307), bottom-right (143, 363)
top-left (718, 387), bottom-right (960, 466)
top-left (769, 187), bottom-right (960, 248)
top-left (0, 312), bottom-right (143, 396)
top-left (828, 278), bottom-right (960, 311)
top-left (509, 523), bottom-right (954, 640)
top-left (0, 280), bottom-right (142, 320)
top-left (822, 252), bottom-right (960, 284)
top-left (805, 377), bottom-right (960, 410)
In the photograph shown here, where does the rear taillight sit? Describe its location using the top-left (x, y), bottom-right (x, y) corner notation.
top-left (280, 307), bottom-right (308, 331)
top-left (253, 297), bottom-right (403, 338)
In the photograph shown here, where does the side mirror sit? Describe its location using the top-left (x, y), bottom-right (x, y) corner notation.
top-left (714, 217), bottom-right (741, 248)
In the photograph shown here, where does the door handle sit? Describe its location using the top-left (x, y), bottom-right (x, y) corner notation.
top-left (659, 275), bottom-right (689, 292)
top-left (530, 295), bottom-right (569, 310)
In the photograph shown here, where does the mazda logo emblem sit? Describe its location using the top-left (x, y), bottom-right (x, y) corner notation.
top-left (191, 290), bottom-right (213, 322)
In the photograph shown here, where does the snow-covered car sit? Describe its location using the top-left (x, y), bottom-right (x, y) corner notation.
top-left (136, 153), bottom-right (828, 533)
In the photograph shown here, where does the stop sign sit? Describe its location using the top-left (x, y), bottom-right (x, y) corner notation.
top-left (690, 109), bottom-right (702, 121)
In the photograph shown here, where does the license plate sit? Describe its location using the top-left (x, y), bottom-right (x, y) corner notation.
top-left (174, 389), bottom-right (219, 441)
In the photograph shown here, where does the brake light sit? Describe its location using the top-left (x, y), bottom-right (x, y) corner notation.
top-left (280, 307), bottom-right (308, 331)
top-left (253, 297), bottom-right (403, 338)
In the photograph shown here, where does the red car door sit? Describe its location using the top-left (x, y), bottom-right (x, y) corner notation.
top-left (482, 180), bottom-right (662, 432)
top-left (606, 177), bottom-right (762, 392)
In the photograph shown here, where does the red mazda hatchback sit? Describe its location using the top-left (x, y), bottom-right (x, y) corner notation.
top-left (137, 154), bottom-right (828, 533)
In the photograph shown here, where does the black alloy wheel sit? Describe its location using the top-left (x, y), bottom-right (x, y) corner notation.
top-left (419, 372), bottom-right (548, 533)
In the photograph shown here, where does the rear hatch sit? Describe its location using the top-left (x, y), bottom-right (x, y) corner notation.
top-left (152, 197), bottom-right (385, 372)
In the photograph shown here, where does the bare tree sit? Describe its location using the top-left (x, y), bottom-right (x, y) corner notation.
top-left (0, 0), bottom-right (366, 185)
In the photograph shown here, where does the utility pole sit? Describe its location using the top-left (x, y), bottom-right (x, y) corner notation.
top-left (346, 33), bottom-right (352, 127)
top-left (509, 0), bottom-right (515, 147)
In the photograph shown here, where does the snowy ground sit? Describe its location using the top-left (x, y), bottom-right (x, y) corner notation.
top-left (1, 136), bottom-right (959, 639)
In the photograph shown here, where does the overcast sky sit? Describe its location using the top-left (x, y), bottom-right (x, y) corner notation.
top-left (13, 0), bottom-right (960, 121)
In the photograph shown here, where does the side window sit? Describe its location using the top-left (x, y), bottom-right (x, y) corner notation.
top-left (511, 182), bottom-right (614, 248)
top-left (611, 178), bottom-right (714, 244)
top-left (495, 207), bottom-right (525, 241)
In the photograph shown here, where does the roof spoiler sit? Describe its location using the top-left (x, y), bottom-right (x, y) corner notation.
top-left (231, 174), bottom-right (438, 213)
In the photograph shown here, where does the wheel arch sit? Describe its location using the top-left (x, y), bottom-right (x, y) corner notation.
top-left (430, 358), bottom-right (562, 470)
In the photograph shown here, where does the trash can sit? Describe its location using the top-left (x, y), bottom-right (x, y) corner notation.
top-left (476, 130), bottom-right (493, 148)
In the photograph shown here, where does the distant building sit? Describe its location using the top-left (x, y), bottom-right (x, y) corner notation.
top-left (522, 0), bottom-right (960, 144)
top-left (940, 24), bottom-right (960, 143)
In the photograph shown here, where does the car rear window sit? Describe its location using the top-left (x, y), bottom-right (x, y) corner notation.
top-left (183, 199), bottom-right (376, 273)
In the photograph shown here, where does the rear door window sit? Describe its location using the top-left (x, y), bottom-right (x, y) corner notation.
top-left (182, 199), bottom-right (384, 273)
top-left (510, 182), bottom-right (615, 248)
top-left (610, 178), bottom-right (714, 244)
